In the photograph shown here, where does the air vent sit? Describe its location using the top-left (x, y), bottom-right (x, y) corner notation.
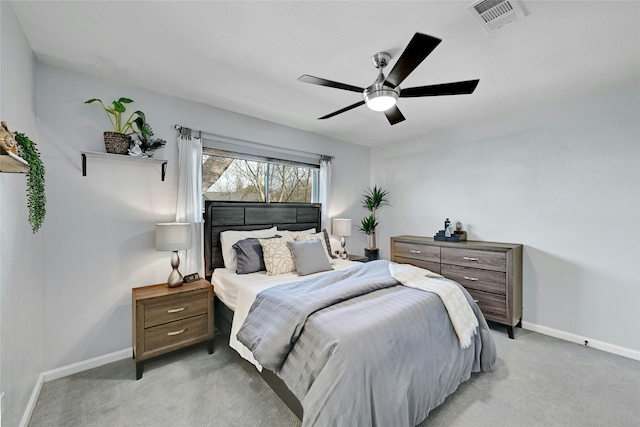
top-left (467, 0), bottom-right (526, 33)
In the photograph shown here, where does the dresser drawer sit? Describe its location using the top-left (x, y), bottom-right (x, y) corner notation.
top-left (392, 256), bottom-right (441, 274)
top-left (143, 313), bottom-right (209, 354)
top-left (441, 247), bottom-right (506, 272)
top-left (465, 288), bottom-right (507, 318)
top-left (441, 264), bottom-right (506, 295)
top-left (393, 241), bottom-right (440, 263)
top-left (143, 290), bottom-right (209, 328)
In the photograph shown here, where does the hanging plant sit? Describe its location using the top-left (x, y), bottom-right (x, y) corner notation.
top-left (14, 132), bottom-right (46, 233)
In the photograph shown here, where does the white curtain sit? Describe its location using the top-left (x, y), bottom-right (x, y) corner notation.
top-left (319, 156), bottom-right (332, 231)
top-left (175, 127), bottom-right (204, 277)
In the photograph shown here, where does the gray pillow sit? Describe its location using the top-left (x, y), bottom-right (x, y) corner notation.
top-left (233, 235), bottom-right (280, 275)
top-left (287, 239), bottom-right (334, 276)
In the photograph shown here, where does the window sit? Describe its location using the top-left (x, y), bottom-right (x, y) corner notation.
top-left (202, 150), bottom-right (319, 203)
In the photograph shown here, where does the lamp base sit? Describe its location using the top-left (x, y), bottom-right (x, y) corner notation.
top-left (167, 251), bottom-right (183, 288)
top-left (340, 236), bottom-right (349, 259)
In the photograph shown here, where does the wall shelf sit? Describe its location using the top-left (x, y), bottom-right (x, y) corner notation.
top-left (0, 147), bottom-right (30, 173)
top-left (81, 151), bottom-right (168, 181)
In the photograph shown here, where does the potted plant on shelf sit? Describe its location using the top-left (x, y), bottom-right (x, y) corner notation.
top-left (85, 97), bottom-right (148, 155)
top-left (0, 122), bottom-right (46, 233)
top-left (359, 185), bottom-right (390, 261)
top-left (132, 112), bottom-right (166, 157)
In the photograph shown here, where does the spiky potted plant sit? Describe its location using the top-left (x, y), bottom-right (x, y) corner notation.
top-left (85, 97), bottom-right (147, 154)
top-left (359, 185), bottom-right (390, 261)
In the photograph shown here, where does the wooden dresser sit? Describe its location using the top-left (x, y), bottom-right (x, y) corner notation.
top-left (390, 235), bottom-right (523, 338)
top-left (132, 279), bottom-right (214, 379)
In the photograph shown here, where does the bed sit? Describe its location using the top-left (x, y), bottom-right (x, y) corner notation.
top-left (205, 201), bottom-right (496, 426)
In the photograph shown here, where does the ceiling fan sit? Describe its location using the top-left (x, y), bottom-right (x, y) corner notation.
top-left (298, 32), bottom-right (480, 125)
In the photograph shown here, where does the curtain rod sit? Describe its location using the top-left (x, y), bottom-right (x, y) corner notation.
top-left (174, 125), bottom-right (334, 160)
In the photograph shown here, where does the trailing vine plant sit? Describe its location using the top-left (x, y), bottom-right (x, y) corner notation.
top-left (14, 132), bottom-right (46, 233)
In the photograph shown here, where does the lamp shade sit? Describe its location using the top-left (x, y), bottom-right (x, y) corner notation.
top-left (332, 218), bottom-right (352, 237)
top-left (156, 223), bottom-right (192, 251)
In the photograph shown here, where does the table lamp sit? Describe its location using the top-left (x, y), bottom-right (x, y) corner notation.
top-left (332, 218), bottom-right (352, 259)
top-left (156, 222), bottom-right (192, 287)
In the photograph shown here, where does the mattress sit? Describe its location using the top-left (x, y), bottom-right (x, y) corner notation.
top-left (211, 258), bottom-right (363, 369)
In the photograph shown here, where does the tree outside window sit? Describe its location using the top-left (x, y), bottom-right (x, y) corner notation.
top-left (202, 154), bottom-right (317, 203)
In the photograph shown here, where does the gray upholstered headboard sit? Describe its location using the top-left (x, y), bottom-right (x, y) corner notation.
top-left (203, 201), bottom-right (322, 279)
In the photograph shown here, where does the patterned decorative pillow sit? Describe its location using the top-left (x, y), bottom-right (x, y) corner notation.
top-left (259, 236), bottom-right (297, 276)
top-left (294, 232), bottom-right (334, 264)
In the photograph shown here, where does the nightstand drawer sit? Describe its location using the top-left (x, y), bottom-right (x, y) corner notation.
top-left (441, 264), bottom-right (506, 295)
top-left (393, 241), bottom-right (440, 263)
top-left (144, 290), bottom-right (209, 328)
top-left (144, 313), bottom-right (209, 353)
top-left (441, 248), bottom-right (506, 272)
top-left (465, 288), bottom-right (507, 318)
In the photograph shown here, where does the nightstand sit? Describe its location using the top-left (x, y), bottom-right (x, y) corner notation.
top-left (347, 254), bottom-right (369, 263)
top-left (132, 279), bottom-right (214, 379)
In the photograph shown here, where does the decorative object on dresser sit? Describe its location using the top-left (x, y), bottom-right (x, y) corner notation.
top-left (390, 235), bottom-right (522, 338)
top-left (132, 279), bottom-right (214, 380)
top-left (434, 217), bottom-right (467, 242)
top-left (332, 218), bottom-right (352, 258)
top-left (156, 222), bottom-right (192, 287)
top-left (359, 185), bottom-right (390, 261)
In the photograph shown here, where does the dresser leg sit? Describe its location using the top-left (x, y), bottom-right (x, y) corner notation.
top-left (507, 325), bottom-right (515, 339)
top-left (136, 361), bottom-right (143, 380)
top-left (208, 338), bottom-right (214, 354)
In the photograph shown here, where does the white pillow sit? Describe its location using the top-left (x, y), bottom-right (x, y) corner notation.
top-left (259, 236), bottom-right (297, 276)
top-left (276, 227), bottom-right (316, 237)
top-left (220, 227), bottom-right (278, 271)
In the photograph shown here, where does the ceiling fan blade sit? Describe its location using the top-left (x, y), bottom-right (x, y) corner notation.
top-left (400, 80), bottom-right (480, 98)
top-left (384, 105), bottom-right (406, 125)
top-left (384, 33), bottom-right (441, 88)
top-left (298, 74), bottom-right (364, 93)
top-left (318, 100), bottom-right (366, 120)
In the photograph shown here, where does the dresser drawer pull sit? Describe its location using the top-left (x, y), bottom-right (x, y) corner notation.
top-left (167, 328), bottom-right (187, 336)
top-left (409, 250), bottom-right (422, 254)
top-left (167, 307), bottom-right (187, 313)
top-left (462, 256), bottom-right (479, 261)
top-left (464, 276), bottom-right (479, 281)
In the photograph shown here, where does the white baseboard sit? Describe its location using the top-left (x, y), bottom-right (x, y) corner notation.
top-left (41, 347), bottom-right (132, 382)
top-left (20, 348), bottom-right (132, 427)
top-left (521, 321), bottom-right (640, 361)
top-left (18, 373), bottom-right (43, 427)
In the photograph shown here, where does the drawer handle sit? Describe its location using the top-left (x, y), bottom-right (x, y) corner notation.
top-left (463, 256), bottom-right (479, 261)
top-left (464, 276), bottom-right (479, 281)
top-left (409, 250), bottom-right (422, 254)
top-left (167, 307), bottom-right (186, 313)
top-left (167, 328), bottom-right (187, 336)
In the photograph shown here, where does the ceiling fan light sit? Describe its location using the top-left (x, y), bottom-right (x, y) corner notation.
top-left (365, 89), bottom-right (398, 112)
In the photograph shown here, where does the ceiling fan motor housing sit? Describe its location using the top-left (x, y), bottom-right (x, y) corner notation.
top-left (364, 53), bottom-right (400, 112)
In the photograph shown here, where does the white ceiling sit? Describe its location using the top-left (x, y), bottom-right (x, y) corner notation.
top-left (9, 1), bottom-right (640, 147)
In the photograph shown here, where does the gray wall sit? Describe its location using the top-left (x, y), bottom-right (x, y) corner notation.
top-left (371, 81), bottom-right (640, 353)
top-left (35, 63), bottom-right (370, 371)
top-left (0, 2), bottom-right (43, 426)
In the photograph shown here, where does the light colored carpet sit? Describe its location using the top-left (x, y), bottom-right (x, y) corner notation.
top-left (29, 327), bottom-right (640, 427)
